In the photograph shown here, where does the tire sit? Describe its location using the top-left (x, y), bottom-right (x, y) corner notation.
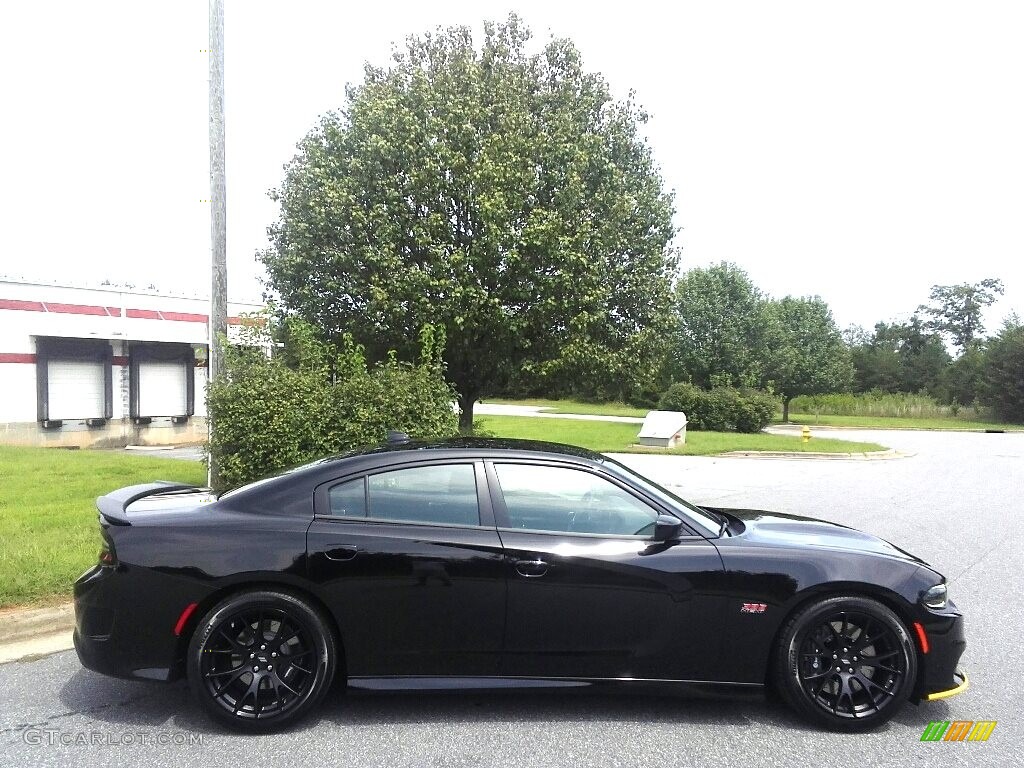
top-left (772, 595), bottom-right (917, 732)
top-left (187, 590), bottom-right (337, 732)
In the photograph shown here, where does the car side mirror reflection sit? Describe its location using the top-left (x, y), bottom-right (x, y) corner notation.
top-left (653, 514), bottom-right (683, 542)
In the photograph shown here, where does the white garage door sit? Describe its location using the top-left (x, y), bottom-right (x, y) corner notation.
top-left (138, 360), bottom-right (187, 416)
top-left (48, 359), bottom-right (105, 420)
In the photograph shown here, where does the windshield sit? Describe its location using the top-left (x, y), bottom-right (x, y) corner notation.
top-left (601, 457), bottom-right (723, 536)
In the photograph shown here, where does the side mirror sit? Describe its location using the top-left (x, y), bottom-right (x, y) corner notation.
top-left (653, 514), bottom-right (683, 542)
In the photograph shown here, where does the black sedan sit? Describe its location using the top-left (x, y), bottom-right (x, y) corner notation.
top-left (74, 437), bottom-right (967, 733)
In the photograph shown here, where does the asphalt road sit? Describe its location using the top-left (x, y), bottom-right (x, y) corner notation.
top-left (3, 429), bottom-right (1022, 767)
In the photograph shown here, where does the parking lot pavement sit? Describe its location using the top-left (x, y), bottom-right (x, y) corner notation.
top-left (3, 429), bottom-right (1021, 767)
top-left (121, 445), bottom-right (205, 461)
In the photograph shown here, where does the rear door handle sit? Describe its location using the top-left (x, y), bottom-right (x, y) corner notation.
top-left (325, 545), bottom-right (360, 562)
top-left (514, 559), bottom-right (549, 578)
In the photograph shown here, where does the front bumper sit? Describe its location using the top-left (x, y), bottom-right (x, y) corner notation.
top-left (924, 669), bottom-right (969, 701)
top-left (914, 602), bottom-right (967, 702)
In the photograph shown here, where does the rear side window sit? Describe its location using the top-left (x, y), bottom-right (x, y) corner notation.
top-left (328, 477), bottom-right (366, 517)
top-left (328, 464), bottom-right (480, 527)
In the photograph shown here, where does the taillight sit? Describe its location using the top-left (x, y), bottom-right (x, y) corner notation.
top-left (98, 535), bottom-right (118, 567)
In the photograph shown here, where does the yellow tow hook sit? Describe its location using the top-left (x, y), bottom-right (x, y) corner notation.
top-left (802, 425), bottom-right (811, 444)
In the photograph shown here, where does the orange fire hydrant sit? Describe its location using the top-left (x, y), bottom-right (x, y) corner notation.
top-left (802, 425), bottom-right (811, 444)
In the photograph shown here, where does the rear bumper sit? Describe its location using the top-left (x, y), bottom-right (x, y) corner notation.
top-left (914, 605), bottom-right (967, 701)
top-left (73, 564), bottom-right (188, 682)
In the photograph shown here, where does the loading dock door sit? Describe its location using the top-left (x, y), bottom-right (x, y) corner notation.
top-left (47, 359), bottom-right (106, 419)
top-left (137, 360), bottom-right (188, 416)
top-left (129, 343), bottom-right (195, 419)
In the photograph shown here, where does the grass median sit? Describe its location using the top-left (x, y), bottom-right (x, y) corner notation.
top-left (485, 397), bottom-right (1022, 432)
top-left (475, 415), bottom-right (886, 455)
top-left (0, 446), bottom-right (206, 608)
top-left (484, 398), bottom-right (649, 418)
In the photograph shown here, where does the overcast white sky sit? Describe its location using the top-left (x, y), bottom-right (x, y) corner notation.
top-left (1, 1), bottom-right (1021, 332)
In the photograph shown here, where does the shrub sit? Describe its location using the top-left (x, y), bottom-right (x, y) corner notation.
top-left (207, 320), bottom-right (458, 489)
top-left (657, 383), bottom-right (777, 433)
top-left (733, 389), bottom-right (779, 433)
top-left (699, 387), bottom-right (735, 431)
top-left (658, 383), bottom-right (705, 423)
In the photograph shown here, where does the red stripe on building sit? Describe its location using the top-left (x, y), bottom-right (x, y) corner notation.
top-left (3, 298), bottom-right (256, 324)
top-left (159, 311), bottom-right (209, 323)
top-left (0, 299), bottom-right (46, 312)
top-left (42, 302), bottom-right (110, 316)
top-left (1, 353), bottom-right (206, 365)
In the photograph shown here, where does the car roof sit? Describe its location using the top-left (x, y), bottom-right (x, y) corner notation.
top-left (218, 437), bottom-right (608, 511)
top-left (324, 436), bottom-right (604, 465)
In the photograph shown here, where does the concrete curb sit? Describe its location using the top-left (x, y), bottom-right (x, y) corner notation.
top-left (718, 449), bottom-right (912, 460)
top-left (0, 630), bottom-right (74, 664)
top-left (0, 602), bottom-right (75, 644)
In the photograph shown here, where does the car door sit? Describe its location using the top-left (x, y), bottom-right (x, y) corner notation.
top-left (306, 459), bottom-right (506, 677)
top-left (487, 460), bottom-right (725, 681)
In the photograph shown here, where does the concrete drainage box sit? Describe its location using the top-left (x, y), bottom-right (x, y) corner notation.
top-left (637, 410), bottom-right (687, 448)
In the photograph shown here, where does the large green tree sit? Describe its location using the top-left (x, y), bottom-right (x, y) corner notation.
top-left (670, 262), bottom-right (772, 388)
top-left (848, 316), bottom-right (950, 395)
top-left (981, 316), bottom-right (1024, 422)
top-left (261, 16), bottom-right (677, 429)
top-left (918, 278), bottom-right (1004, 353)
top-left (764, 296), bottom-right (853, 421)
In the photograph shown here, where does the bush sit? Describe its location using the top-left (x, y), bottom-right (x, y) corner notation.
top-left (207, 320), bottom-right (458, 489)
top-left (657, 383), bottom-right (777, 433)
top-left (658, 383), bottom-right (704, 423)
top-left (733, 389), bottom-right (779, 433)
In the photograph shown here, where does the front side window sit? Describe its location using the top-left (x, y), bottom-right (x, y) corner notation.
top-left (493, 463), bottom-right (659, 536)
top-left (332, 464), bottom-right (480, 526)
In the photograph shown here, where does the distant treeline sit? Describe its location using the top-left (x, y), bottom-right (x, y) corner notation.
top-left (506, 263), bottom-right (1023, 425)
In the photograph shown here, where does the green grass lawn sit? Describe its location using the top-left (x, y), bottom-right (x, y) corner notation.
top-left (484, 397), bottom-right (1023, 432)
top-left (0, 446), bottom-right (206, 608)
top-left (475, 415), bottom-right (886, 456)
top-left (785, 413), bottom-right (1023, 431)
top-left (483, 397), bottom-right (649, 418)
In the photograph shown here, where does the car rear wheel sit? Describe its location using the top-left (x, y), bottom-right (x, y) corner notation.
top-left (187, 590), bottom-right (336, 732)
top-left (773, 595), bottom-right (916, 731)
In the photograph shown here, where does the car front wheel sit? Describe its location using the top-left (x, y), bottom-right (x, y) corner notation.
top-left (187, 590), bottom-right (337, 732)
top-left (773, 595), bottom-right (917, 731)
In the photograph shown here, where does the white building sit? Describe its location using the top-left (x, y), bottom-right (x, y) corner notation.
top-left (0, 278), bottom-right (263, 448)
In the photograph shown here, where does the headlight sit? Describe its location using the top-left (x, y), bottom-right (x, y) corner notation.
top-left (921, 583), bottom-right (948, 610)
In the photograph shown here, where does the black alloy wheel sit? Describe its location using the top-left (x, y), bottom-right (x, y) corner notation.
top-left (774, 595), bottom-right (916, 731)
top-left (187, 590), bottom-right (337, 732)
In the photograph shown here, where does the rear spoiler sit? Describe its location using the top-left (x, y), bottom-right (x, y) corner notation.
top-left (96, 481), bottom-right (201, 526)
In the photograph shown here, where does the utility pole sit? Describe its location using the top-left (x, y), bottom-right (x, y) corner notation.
top-left (208, 0), bottom-right (227, 488)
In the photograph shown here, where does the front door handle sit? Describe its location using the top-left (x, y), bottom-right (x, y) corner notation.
top-left (325, 545), bottom-right (360, 562)
top-left (514, 559), bottom-right (549, 578)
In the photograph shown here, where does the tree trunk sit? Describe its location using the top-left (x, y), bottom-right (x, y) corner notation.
top-left (458, 390), bottom-right (478, 433)
top-left (782, 396), bottom-right (791, 423)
